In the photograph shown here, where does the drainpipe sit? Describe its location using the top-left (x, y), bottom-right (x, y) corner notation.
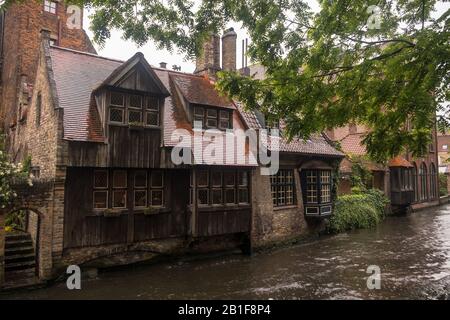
top-left (0, 209), bottom-right (5, 287)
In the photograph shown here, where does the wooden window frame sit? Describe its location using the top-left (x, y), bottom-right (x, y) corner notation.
top-left (190, 169), bottom-right (250, 207)
top-left (271, 169), bottom-right (297, 207)
top-left (303, 170), bottom-right (332, 205)
top-left (44, 0), bottom-right (57, 14)
top-left (93, 170), bottom-right (109, 210)
top-left (149, 171), bottom-right (164, 207)
top-left (108, 91), bottom-right (161, 127)
top-left (193, 106), bottom-right (233, 131)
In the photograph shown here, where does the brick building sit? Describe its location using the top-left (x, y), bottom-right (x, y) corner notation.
top-left (0, 2), bottom-right (344, 288)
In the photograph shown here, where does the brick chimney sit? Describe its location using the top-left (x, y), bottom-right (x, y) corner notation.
top-left (194, 34), bottom-right (221, 79)
top-left (222, 28), bottom-right (237, 72)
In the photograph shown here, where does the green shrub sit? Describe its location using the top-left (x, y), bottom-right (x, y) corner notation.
top-left (439, 173), bottom-right (448, 196)
top-left (327, 189), bottom-right (389, 234)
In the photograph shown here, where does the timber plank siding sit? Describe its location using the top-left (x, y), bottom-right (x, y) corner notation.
top-left (67, 126), bottom-right (162, 168)
top-left (64, 168), bottom-right (251, 249)
top-left (197, 207), bottom-right (251, 237)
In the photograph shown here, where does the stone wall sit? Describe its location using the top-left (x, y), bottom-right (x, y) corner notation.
top-left (251, 168), bottom-right (321, 248)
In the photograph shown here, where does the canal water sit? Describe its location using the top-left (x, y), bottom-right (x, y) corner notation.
top-left (3, 204), bottom-right (450, 300)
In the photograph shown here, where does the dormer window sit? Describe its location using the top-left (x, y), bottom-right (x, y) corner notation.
top-left (44, 0), bottom-right (57, 14)
top-left (193, 106), bottom-right (232, 130)
top-left (109, 91), bottom-right (160, 127)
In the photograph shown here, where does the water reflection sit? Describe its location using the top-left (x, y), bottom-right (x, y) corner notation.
top-left (3, 204), bottom-right (450, 300)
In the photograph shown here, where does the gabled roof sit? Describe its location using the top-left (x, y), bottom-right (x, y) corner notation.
top-left (97, 52), bottom-right (170, 96)
top-left (171, 74), bottom-right (234, 109)
top-left (46, 45), bottom-right (342, 160)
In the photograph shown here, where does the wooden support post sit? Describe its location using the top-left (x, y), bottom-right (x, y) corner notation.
top-left (0, 209), bottom-right (5, 287)
top-left (191, 168), bottom-right (198, 237)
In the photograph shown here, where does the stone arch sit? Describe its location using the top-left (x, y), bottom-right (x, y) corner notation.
top-left (1, 180), bottom-right (55, 286)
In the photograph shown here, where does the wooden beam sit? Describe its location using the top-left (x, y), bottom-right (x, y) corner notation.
top-left (191, 169), bottom-right (198, 237)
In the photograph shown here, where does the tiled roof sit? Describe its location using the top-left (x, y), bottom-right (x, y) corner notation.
top-left (339, 133), bottom-right (367, 156)
top-left (48, 46), bottom-right (342, 159)
top-left (50, 46), bottom-right (122, 142)
top-left (388, 156), bottom-right (414, 168)
top-left (235, 103), bottom-right (343, 157)
top-left (171, 74), bottom-right (234, 109)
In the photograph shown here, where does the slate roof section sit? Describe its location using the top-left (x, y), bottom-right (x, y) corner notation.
top-left (49, 46), bottom-right (122, 142)
top-left (171, 74), bottom-right (234, 109)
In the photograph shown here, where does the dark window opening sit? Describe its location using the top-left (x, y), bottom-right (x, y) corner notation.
top-left (36, 93), bottom-right (42, 127)
top-left (109, 91), bottom-right (160, 127)
top-left (193, 106), bottom-right (232, 130)
top-left (271, 170), bottom-right (296, 207)
top-left (190, 169), bottom-right (250, 207)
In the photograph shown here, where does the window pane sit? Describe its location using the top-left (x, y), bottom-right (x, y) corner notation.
top-left (271, 184), bottom-right (278, 206)
top-left (113, 190), bottom-right (127, 208)
top-left (113, 171), bottom-right (127, 188)
top-left (224, 172), bottom-right (235, 187)
top-left (194, 107), bottom-right (204, 116)
top-left (111, 92), bottom-right (124, 106)
top-left (151, 190), bottom-right (164, 207)
top-left (278, 171), bottom-right (285, 184)
top-left (219, 120), bottom-right (230, 130)
top-left (94, 191), bottom-right (108, 209)
top-left (286, 171), bottom-right (294, 184)
top-left (211, 171), bottom-right (222, 187)
top-left (307, 171), bottom-right (317, 184)
top-left (286, 185), bottom-right (294, 205)
top-left (321, 171), bottom-right (331, 184)
top-left (307, 184), bottom-right (318, 204)
top-left (146, 111), bottom-right (159, 126)
top-left (151, 171), bottom-right (164, 188)
top-left (128, 110), bottom-right (142, 124)
top-left (110, 108), bottom-right (124, 123)
top-left (207, 109), bottom-right (217, 118)
top-left (134, 191), bottom-right (147, 208)
top-left (278, 185), bottom-right (286, 206)
top-left (129, 95), bottom-right (142, 108)
top-left (198, 189), bottom-right (209, 205)
top-left (321, 184), bottom-right (331, 203)
top-left (206, 119), bottom-right (218, 128)
top-left (220, 110), bottom-right (229, 120)
top-left (225, 189), bottom-right (235, 204)
top-left (134, 171), bottom-right (147, 188)
top-left (198, 171), bottom-right (209, 187)
top-left (239, 188), bottom-right (249, 204)
top-left (212, 189), bottom-right (223, 205)
top-left (239, 171), bottom-right (249, 186)
top-left (94, 171), bottom-right (108, 189)
top-left (147, 97), bottom-right (159, 111)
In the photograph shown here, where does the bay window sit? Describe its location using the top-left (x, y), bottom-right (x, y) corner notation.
top-left (301, 170), bottom-right (333, 216)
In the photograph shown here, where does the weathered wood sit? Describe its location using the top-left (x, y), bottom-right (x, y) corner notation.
top-left (67, 126), bottom-right (162, 168)
top-left (197, 208), bottom-right (251, 237)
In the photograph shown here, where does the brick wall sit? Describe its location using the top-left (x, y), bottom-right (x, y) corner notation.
top-left (0, 0), bottom-right (95, 153)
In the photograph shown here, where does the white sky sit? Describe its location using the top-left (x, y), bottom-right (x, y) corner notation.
top-left (83, 1), bottom-right (449, 73)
